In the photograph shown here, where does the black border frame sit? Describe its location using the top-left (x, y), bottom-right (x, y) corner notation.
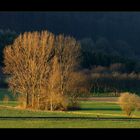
top-left (0, 0), bottom-right (140, 137)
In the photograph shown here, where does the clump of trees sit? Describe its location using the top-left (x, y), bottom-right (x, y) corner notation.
top-left (118, 92), bottom-right (140, 116)
top-left (80, 37), bottom-right (139, 73)
top-left (1, 30), bottom-right (140, 98)
top-left (3, 30), bottom-right (89, 111)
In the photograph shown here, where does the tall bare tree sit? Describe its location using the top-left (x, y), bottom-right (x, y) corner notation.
top-left (55, 35), bottom-right (81, 104)
top-left (3, 31), bottom-right (55, 109)
top-left (3, 31), bottom-right (85, 111)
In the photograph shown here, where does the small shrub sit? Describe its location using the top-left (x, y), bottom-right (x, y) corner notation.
top-left (40, 94), bottom-right (69, 111)
top-left (118, 92), bottom-right (140, 116)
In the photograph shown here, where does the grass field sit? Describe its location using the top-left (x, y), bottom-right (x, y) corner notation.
top-left (0, 101), bottom-right (139, 128)
top-left (0, 89), bottom-right (140, 128)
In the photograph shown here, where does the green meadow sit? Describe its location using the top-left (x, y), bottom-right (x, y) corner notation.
top-left (0, 97), bottom-right (140, 128)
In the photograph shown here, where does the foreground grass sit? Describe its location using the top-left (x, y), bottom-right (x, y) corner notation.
top-left (0, 101), bottom-right (126, 118)
top-left (0, 101), bottom-right (139, 128)
top-left (0, 119), bottom-right (140, 128)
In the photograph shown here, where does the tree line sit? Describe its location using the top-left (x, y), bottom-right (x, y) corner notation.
top-left (85, 65), bottom-right (140, 96)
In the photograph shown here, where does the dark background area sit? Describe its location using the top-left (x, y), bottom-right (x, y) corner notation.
top-left (0, 12), bottom-right (140, 68)
top-left (1, 12), bottom-right (140, 95)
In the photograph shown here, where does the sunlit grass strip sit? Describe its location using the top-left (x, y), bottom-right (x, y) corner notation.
top-left (67, 111), bottom-right (125, 116)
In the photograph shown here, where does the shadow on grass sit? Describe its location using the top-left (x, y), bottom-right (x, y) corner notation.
top-left (80, 108), bottom-right (121, 111)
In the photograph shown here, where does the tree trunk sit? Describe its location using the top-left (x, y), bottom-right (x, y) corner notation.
top-left (50, 96), bottom-right (53, 111)
top-left (37, 95), bottom-right (39, 109)
top-left (26, 92), bottom-right (30, 108)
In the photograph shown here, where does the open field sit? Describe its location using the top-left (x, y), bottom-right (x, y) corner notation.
top-left (0, 100), bottom-right (139, 128)
top-left (1, 119), bottom-right (140, 128)
top-left (0, 88), bottom-right (140, 128)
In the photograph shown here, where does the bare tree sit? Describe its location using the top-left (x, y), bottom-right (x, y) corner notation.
top-left (3, 31), bottom-right (84, 111)
top-left (46, 56), bottom-right (68, 111)
top-left (3, 31), bottom-right (55, 109)
top-left (55, 35), bottom-right (81, 106)
top-left (44, 35), bottom-right (83, 110)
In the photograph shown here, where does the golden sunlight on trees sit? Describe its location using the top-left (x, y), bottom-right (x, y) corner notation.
top-left (3, 30), bottom-right (84, 111)
top-left (46, 56), bottom-right (68, 111)
top-left (54, 35), bottom-right (81, 109)
top-left (118, 92), bottom-right (140, 117)
top-left (3, 31), bottom-right (56, 109)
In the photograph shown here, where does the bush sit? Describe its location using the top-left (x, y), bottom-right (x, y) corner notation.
top-left (39, 94), bottom-right (69, 111)
top-left (118, 92), bottom-right (140, 116)
top-left (17, 96), bottom-right (26, 109)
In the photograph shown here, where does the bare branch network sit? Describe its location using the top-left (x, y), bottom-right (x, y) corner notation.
top-left (3, 30), bottom-right (89, 111)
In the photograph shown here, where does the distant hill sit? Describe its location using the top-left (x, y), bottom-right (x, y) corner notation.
top-left (0, 12), bottom-right (140, 48)
top-left (0, 12), bottom-right (139, 41)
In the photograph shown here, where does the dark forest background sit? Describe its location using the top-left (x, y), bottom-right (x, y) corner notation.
top-left (1, 12), bottom-right (140, 96)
